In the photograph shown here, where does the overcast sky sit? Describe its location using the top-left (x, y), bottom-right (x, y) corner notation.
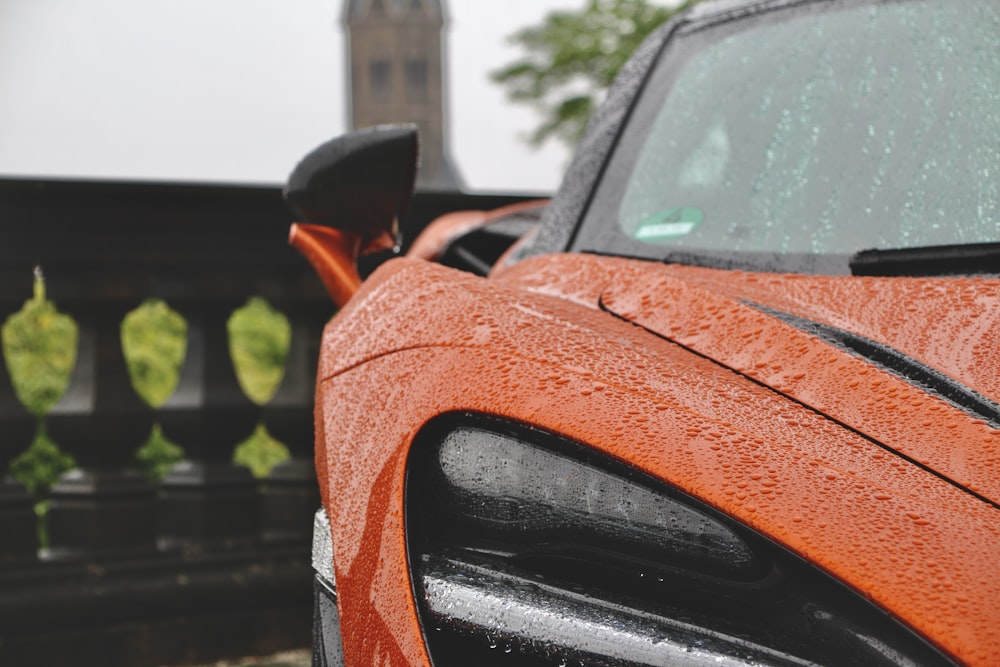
top-left (0, 0), bottom-right (595, 193)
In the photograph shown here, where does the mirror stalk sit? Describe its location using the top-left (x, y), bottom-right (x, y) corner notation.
top-left (289, 223), bottom-right (363, 309)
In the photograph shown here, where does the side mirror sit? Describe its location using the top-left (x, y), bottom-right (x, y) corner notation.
top-left (284, 124), bottom-right (418, 307)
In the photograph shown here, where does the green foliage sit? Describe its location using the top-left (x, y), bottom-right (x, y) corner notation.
top-left (2, 276), bottom-right (78, 415)
top-left (121, 299), bottom-right (187, 408)
top-left (228, 297), bottom-right (291, 405)
top-left (492, 0), bottom-right (700, 147)
top-left (9, 423), bottom-right (75, 494)
top-left (2, 274), bottom-right (296, 486)
top-left (233, 423), bottom-right (291, 478)
top-left (135, 423), bottom-right (185, 482)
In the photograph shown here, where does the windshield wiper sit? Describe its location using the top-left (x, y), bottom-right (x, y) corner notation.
top-left (850, 242), bottom-right (1000, 276)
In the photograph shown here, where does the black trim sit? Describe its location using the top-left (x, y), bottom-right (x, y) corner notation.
top-left (586, 248), bottom-right (852, 276)
top-left (850, 242), bottom-right (1000, 276)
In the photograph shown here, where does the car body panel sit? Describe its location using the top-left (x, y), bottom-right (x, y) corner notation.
top-left (598, 263), bottom-right (1000, 506)
top-left (615, 263), bottom-right (1000, 408)
top-left (316, 254), bottom-right (1000, 666)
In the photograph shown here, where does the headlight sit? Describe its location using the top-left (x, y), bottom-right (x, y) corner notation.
top-left (405, 414), bottom-right (953, 667)
top-left (435, 424), bottom-right (758, 579)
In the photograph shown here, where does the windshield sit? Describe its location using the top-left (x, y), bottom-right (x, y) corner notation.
top-left (572, 0), bottom-right (1000, 274)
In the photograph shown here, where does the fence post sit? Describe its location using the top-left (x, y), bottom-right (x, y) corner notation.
top-left (260, 299), bottom-right (328, 545)
top-left (156, 281), bottom-right (262, 554)
top-left (44, 294), bottom-right (157, 561)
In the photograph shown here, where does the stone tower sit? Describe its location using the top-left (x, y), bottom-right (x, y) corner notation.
top-left (344, 0), bottom-right (462, 190)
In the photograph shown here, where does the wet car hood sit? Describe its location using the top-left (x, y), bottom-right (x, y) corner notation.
top-left (500, 254), bottom-right (1000, 508)
top-left (603, 263), bottom-right (1000, 508)
top-left (318, 253), bottom-right (1000, 665)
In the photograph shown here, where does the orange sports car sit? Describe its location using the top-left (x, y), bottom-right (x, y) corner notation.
top-left (288, 0), bottom-right (1000, 665)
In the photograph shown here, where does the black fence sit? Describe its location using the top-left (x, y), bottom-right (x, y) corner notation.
top-left (0, 178), bottom-right (535, 666)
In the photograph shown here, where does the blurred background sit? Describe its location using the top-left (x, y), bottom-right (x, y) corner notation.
top-left (0, 0), bottom-right (581, 192)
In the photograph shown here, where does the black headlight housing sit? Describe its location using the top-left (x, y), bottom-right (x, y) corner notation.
top-left (405, 413), bottom-right (953, 667)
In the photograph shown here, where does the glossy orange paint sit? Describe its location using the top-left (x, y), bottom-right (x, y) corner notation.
top-left (289, 224), bottom-right (363, 309)
top-left (643, 263), bottom-right (1000, 408)
top-left (315, 253), bottom-right (1000, 666)
top-left (289, 224), bottom-right (396, 308)
top-left (600, 266), bottom-right (1000, 505)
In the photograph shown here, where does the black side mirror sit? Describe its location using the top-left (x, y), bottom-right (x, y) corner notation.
top-left (284, 125), bottom-right (419, 307)
top-left (284, 124), bottom-right (419, 238)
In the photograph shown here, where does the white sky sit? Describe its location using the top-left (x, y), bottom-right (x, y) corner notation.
top-left (0, 0), bottom-right (591, 193)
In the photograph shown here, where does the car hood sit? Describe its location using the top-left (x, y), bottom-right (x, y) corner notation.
top-left (319, 253), bottom-right (1000, 665)
top-left (499, 254), bottom-right (1000, 508)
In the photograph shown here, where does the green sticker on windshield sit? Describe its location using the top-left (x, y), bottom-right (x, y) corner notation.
top-left (634, 207), bottom-right (704, 242)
